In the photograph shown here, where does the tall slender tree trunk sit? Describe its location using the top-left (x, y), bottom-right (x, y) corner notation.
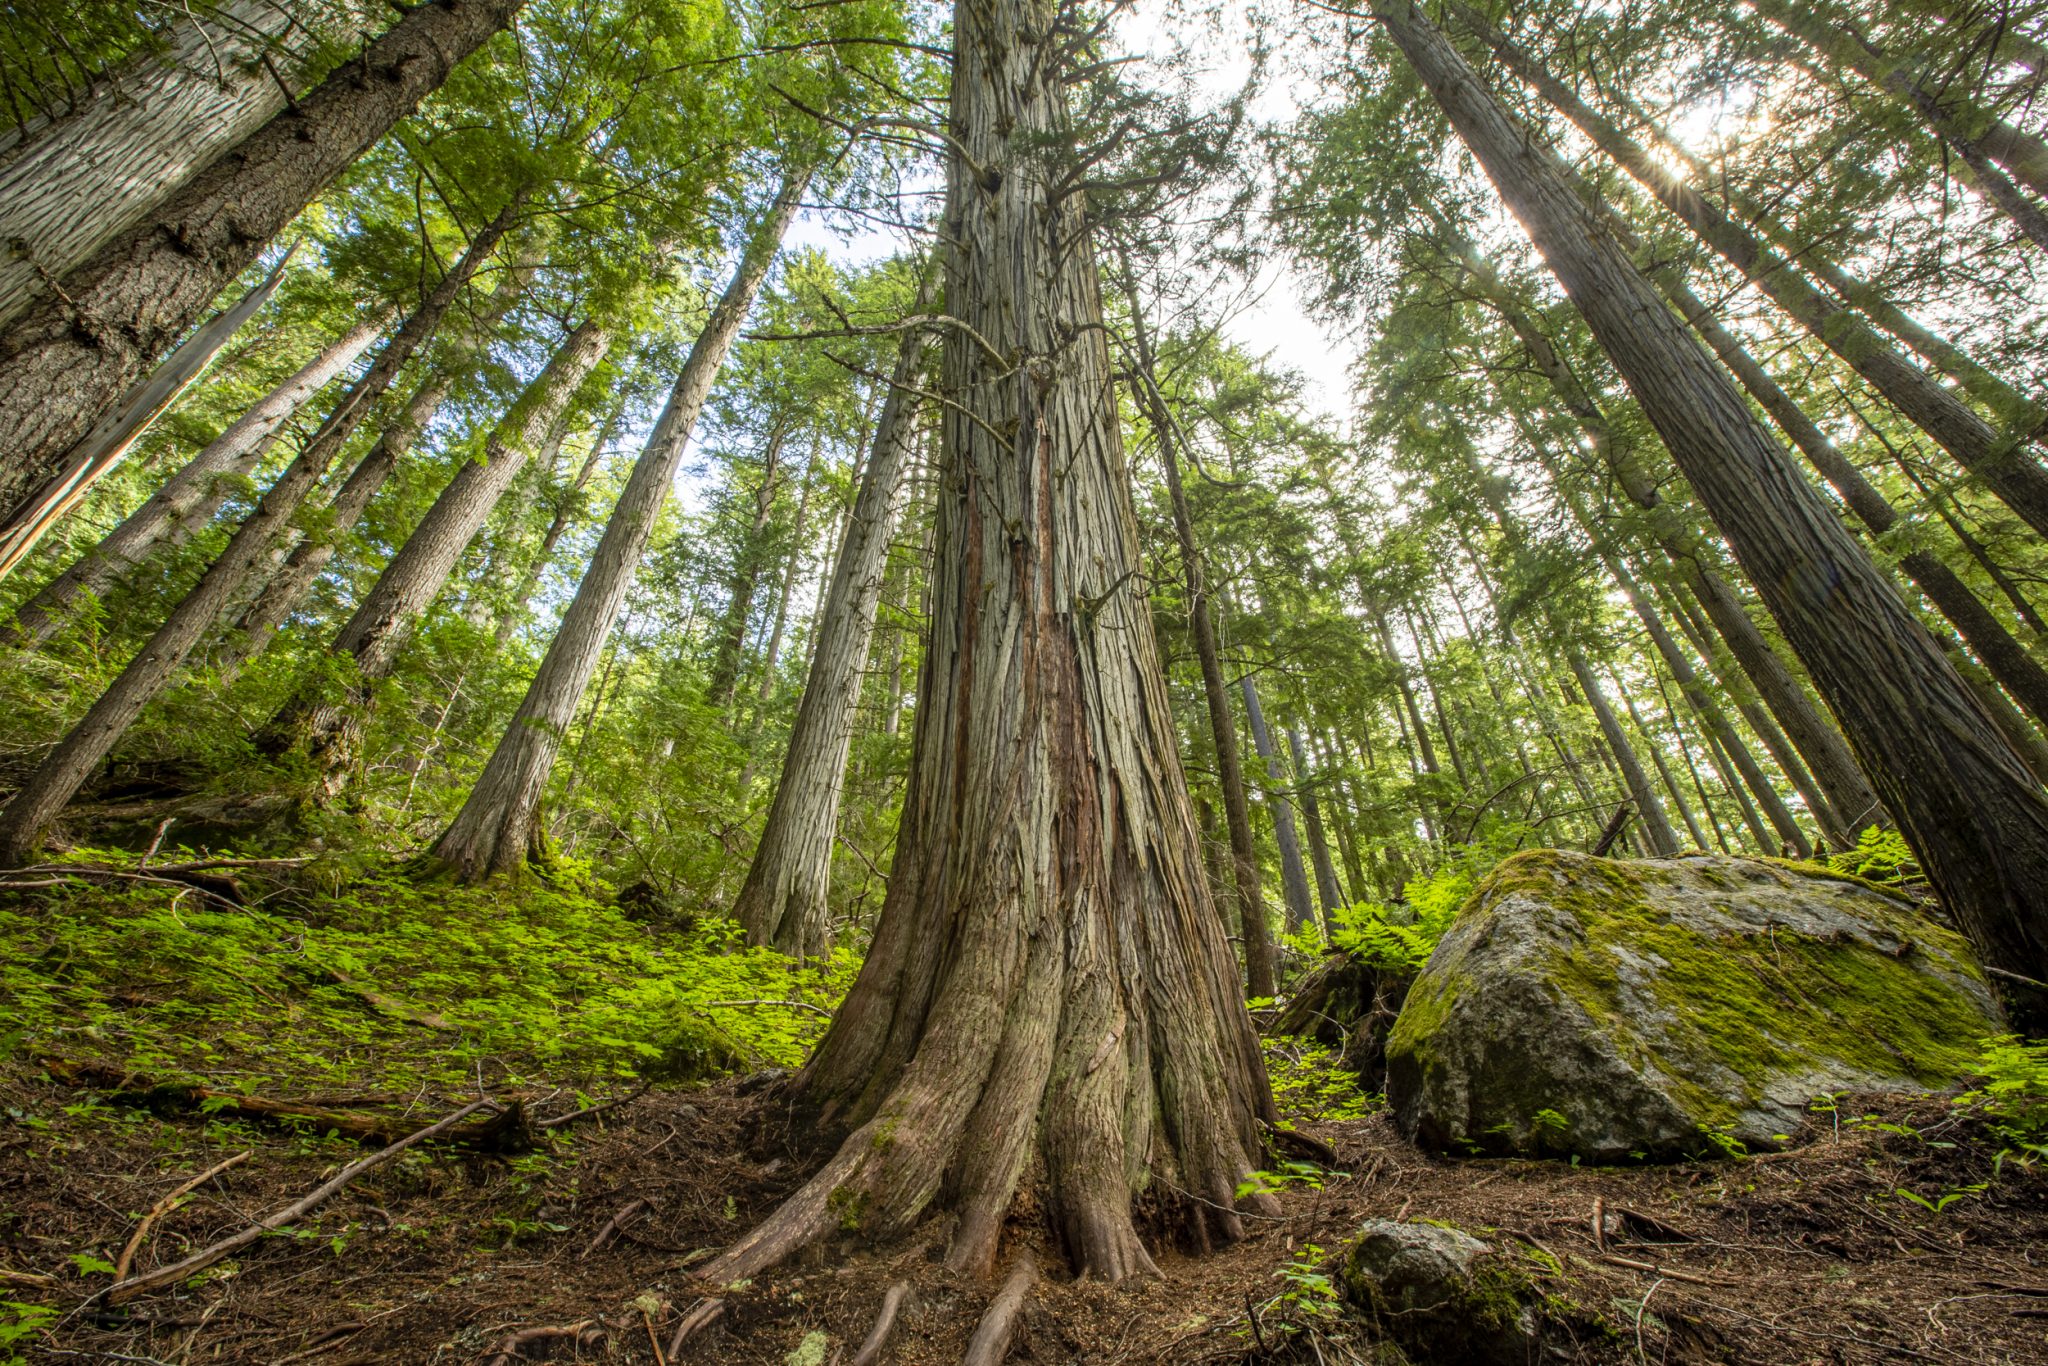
top-left (261, 318), bottom-right (610, 785)
top-left (1122, 262), bottom-right (1274, 996)
top-left (1286, 724), bottom-right (1346, 911)
top-left (1568, 646), bottom-right (1681, 856)
top-left (495, 400), bottom-right (624, 641)
top-left (698, 2), bottom-right (1274, 1286)
top-left (706, 423), bottom-right (791, 708)
top-left (1241, 673), bottom-right (1316, 934)
top-left (1385, 0), bottom-right (2048, 1017)
top-left (1453, 3), bottom-right (2048, 542)
top-left (222, 210), bottom-right (533, 666)
top-left (0, 199), bottom-right (503, 862)
top-left (5, 310), bottom-right (387, 648)
top-left (0, 0), bottom-right (370, 329)
top-left (0, 0), bottom-right (525, 517)
top-left (733, 304), bottom-right (929, 959)
top-left (1617, 680), bottom-right (1708, 849)
top-left (424, 168), bottom-right (810, 881)
top-left (0, 247), bottom-right (292, 579)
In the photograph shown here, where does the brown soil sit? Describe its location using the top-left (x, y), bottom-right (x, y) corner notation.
top-left (3, 1067), bottom-right (2044, 1365)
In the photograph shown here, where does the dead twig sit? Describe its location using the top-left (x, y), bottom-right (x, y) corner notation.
top-left (112, 1150), bottom-right (251, 1280)
top-left (703, 998), bottom-right (835, 1019)
top-left (485, 1319), bottom-right (604, 1365)
top-left (536, 1081), bottom-right (652, 1130)
top-left (106, 1099), bottom-right (500, 1302)
top-left (1597, 1253), bottom-right (1717, 1287)
top-left (582, 1196), bottom-right (654, 1258)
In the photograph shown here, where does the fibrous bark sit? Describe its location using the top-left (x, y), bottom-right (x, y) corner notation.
top-left (0, 0), bottom-right (526, 517)
top-left (1384, 0), bottom-right (2048, 1019)
top-left (4, 310), bottom-right (388, 649)
top-left (733, 284), bottom-right (929, 959)
top-left (699, 0), bottom-right (1276, 1286)
top-left (0, 202), bottom-right (506, 863)
top-left (424, 168), bottom-right (810, 881)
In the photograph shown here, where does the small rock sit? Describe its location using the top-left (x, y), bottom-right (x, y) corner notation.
top-left (1341, 1219), bottom-right (1543, 1364)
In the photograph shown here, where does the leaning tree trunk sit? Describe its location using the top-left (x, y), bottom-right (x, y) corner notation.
top-left (733, 302), bottom-right (930, 958)
top-left (1123, 263), bottom-right (1275, 995)
top-left (493, 400), bottom-right (623, 641)
top-left (262, 318), bottom-right (610, 788)
top-left (4, 310), bottom-right (389, 649)
top-left (1241, 673), bottom-right (1317, 934)
top-left (1384, 0), bottom-right (2048, 1020)
top-left (1569, 647), bottom-right (1681, 856)
top-left (706, 423), bottom-right (791, 709)
top-left (0, 0), bottom-right (370, 329)
top-left (0, 247), bottom-right (293, 581)
top-left (219, 217), bottom-right (534, 668)
top-left (0, 0), bottom-right (526, 517)
top-left (0, 197), bottom-right (505, 863)
top-left (423, 168), bottom-right (810, 881)
top-left (1286, 724), bottom-right (1347, 911)
top-left (1452, 3), bottom-right (2048, 543)
top-left (697, 0), bottom-right (1276, 1289)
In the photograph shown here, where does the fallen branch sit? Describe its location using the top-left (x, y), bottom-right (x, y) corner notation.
top-left (0, 863), bottom-right (244, 907)
top-left (113, 1150), bottom-right (251, 1280)
top-left (664, 1297), bottom-right (725, 1359)
top-left (44, 1060), bottom-right (529, 1152)
top-left (536, 1081), bottom-right (651, 1131)
top-left (107, 1098), bottom-right (499, 1302)
top-left (485, 1319), bottom-right (605, 1365)
top-left (961, 1252), bottom-right (1037, 1366)
top-left (1596, 1253), bottom-right (1716, 1287)
top-left (704, 997), bottom-right (835, 1019)
top-left (582, 1196), bottom-right (654, 1258)
top-left (850, 1281), bottom-right (913, 1366)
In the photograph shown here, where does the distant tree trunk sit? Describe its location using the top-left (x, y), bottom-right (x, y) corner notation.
top-left (1617, 680), bottom-right (1709, 850)
top-left (706, 423), bottom-right (791, 708)
top-left (1241, 673), bottom-right (1316, 935)
top-left (696, 2), bottom-right (1274, 1285)
top-left (1659, 671), bottom-right (1737, 854)
top-left (0, 0), bottom-right (526, 518)
top-left (1569, 647), bottom-right (1681, 856)
top-left (1387, 0), bottom-right (2048, 1015)
top-left (5, 310), bottom-right (388, 648)
top-left (1317, 730), bottom-right (1369, 902)
top-left (424, 168), bottom-right (809, 882)
top-left (261, 317), bottom-right (610, 784)
top-left (0, 0), bottom-right (369, 329)
top-left (495, 400), bottom-right (624, 641)
top-left (733, 307), bottom-right (928, 959)
top-left (1661, 272), bottom-right (2048, 729)
top-left (1123, 262), bottom-right (1274, 996)
top-left (0, 248), bottom-right (292, 579)
top-left (221, 214), bottom-right (533, 667)
top-left (0, 198), bottom-right (504, 862)
top-left (1286, 724), bottom-right (1346, 910)
top-left (1452, 2), bottom-right (2048, 542)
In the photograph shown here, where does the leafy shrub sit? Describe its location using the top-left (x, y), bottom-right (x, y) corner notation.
top-left (1959, 1034), bottom-right (2048, 1165)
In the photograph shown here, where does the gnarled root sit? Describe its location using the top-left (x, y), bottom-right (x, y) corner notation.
top-left (664, 1296), bottom-right (725, 1359)
top-left (485, 1320), bottom-right (604, 1365)
top-left (961, 1252), bottom-right (1037, 1366)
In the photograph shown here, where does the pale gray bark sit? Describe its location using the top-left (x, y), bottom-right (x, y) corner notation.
top-left (1569, 647), bottom-right (1681, 857)
top-left (733, 299), bottom-right (929, 958)
top-left (426, 168), bottom-right (810, 880)
top-left (1617, 680), bottom-right (1709, 850)
top-left (1285, 725), bottom-right (1346, 910)
top-left (0, 0), bottom-right (370, 329)
top-left (1240, 674), bottom-right (1315, 933)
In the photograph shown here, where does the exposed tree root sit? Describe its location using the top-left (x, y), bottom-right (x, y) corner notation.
top-left (664, 1296), bottom-right (726, 1358)
top-left (849, 1280), bottom-right (912, 1366)
top-left (581, 1197), bottom-right (653, 1258)
top-left (484, 1319), bottom-right (605, 1364)
top-left (43, 1059), bottom-right (532, 1151)
top-left (960, 1252), bottom-right (1036, 1366)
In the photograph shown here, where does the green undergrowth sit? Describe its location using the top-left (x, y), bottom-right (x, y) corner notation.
top-left (0, 847), bottom-right (854, 1100)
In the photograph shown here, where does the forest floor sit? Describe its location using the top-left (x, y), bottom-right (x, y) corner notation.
top-left (1, 866), bottom-right (2045, 1365)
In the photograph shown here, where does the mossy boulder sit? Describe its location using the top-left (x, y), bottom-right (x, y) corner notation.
top-left (1385, 849), bottom-right (1999, 1162)
top-left (1340, 1219), bottom-right (1544, 1363)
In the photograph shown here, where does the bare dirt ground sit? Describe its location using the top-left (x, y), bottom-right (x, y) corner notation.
top-left (5, 1065), bottom-right (2044, 1366)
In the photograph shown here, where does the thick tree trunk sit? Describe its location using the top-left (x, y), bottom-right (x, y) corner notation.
top-left (424, 169), bottom-right (809, 881)
top-left (1387, 0), bottom-right (2048, 1017)
top-left (1569, 647), bottom-right (1681, 856)
top-left (1241, 674), bottom-right (1316, 934)
top-left (699, 1), bottom-right (1275, 1285)
top-left (0, 0), bottom-right (370, 329)
top-left (5, 310), bottom-right (387, 648)
top-left (1124, 271), bottom-right (1274, 995)
top-left (222, 213), bottom-right (533, 667)
top-left (1662, 272), bottom-right (2048, 733)
top-left (0, 0), bottom-right (525, 517)
top-left (1454, 4), bottom-right (2048, 542)
top-left (0, 248), bottom-right (292, 580)
top-left (261, 318), bottom-right (610, 785)
top-left (1286, 724), bottom-right (1347, 910)
top-left (0, 200), bottom-right (500, 862)
top-left (733, 308), bottom-right (928, 959)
